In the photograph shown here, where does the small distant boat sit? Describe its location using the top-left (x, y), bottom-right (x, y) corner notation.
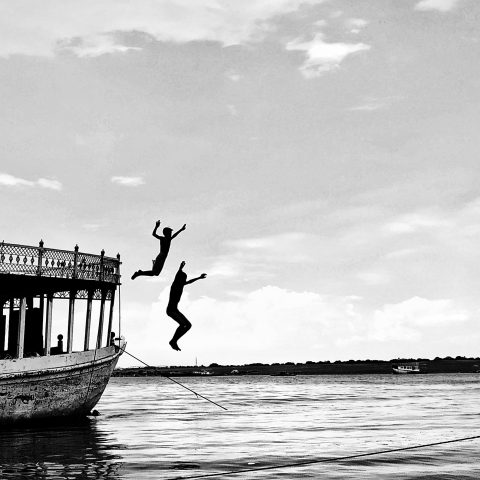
top-left (392, 362), bottom-right (421, 374)
top-left (193, 369), bottom-right (212, 375)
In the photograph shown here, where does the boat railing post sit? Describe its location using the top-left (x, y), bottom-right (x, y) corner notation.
top-left (96, 289), bottom-right (106, 349)
top-left (99, 249), bottom-right (105, 282)
top-left (84, 290), bottom-right (93, 351)
top-left (44, 293), bottom-right (53, 356)
top-left (67, 290), bottom-right (76, 353)
top-left (73, 244), bottom-right (79, 279)
top-left (17, 297), bottom-right (26, 359)
top-left (37, 239), bottom-right (44, 276)
top-left (116, 252), bottom-right (121, 282)
top-left (106, 289), bottom-right (115, 347)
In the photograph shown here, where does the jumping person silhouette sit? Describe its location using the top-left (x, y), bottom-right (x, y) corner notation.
top-left (131, 220), bottom-right (186, 280)
top-left (167, 261), bottom-right (207, 351)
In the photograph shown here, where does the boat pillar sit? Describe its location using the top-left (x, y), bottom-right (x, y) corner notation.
top-left (96, 290), bottom-right (106, 349)
top-left (106, 290), bottom-right (115, 346)
top-left (16, 297), bottom-right (26, 359)
top-left (84, 290), bottom-right (93, 351)
top-left (44, 293), bottom-right (53, 356)
top-left (67, 290), bottom-right (76, 353)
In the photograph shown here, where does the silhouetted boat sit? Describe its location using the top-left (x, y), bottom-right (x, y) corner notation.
top-left (0, 240), bottom-right (125, 424)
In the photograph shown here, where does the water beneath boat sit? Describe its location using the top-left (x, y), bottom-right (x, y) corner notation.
top-left (0, 373), bottom-right (479, 479)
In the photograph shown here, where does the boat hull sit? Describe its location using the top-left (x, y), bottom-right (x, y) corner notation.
top-left (0, 342), bottom-right (125, 424)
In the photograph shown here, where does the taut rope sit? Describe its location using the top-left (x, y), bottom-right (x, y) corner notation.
top-left (123, 349), bottom-right (227, 411)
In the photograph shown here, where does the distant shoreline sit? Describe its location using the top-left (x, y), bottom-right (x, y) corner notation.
top-left (114, 357), bottom-right (480, 377)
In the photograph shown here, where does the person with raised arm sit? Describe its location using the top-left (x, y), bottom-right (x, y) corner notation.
top-left (167, 261), bottom-right (207, 351)
top-left (131, 220), bottom-right (186, 280)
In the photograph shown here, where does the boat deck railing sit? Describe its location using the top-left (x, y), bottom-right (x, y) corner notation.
top-left (0, 241), bottom-right (120, 284)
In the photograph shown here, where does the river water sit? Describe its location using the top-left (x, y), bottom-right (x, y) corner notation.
top-left (1, 374), bottom-right (479, 479)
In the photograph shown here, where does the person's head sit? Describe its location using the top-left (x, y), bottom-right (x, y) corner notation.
top-left (163, 227), bottom-right (173, 237)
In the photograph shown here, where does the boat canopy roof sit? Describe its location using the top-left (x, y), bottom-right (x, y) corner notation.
top-left (0, 241), bottom-right (120, 300)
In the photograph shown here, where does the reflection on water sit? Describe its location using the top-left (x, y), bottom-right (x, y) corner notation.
top-left (1, 374), bottom-right (480, 479)
top-left (0, 419), bottom-right (123, 479)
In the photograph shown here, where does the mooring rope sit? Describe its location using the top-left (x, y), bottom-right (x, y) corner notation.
top-left (123, 349), bottom-right (228, 411)
top-left (175, 434), bottom-right (480, 479)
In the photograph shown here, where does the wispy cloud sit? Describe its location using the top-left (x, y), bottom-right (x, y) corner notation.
top-left (348, 96), bottom-right (402, 112)
top-left (0, 0), bottom-right (327, 58)
top-left (0, 173), bottom-right (62, 190)
top-left (345, 18), bottom-right (368, 34)
top-left (286, 33), bottom-right (370, 78)
top-left (111, 176), bottom-right (145, 187)
top-left (383, 212), bottom-right (452, 234)
top-left (415, 0), bottom-right (461, 12)
top-left (226, 232), bottom-right (311, 262)
top-left (37, 178), bottom-right (62, 190)
top-left (63, 34), bottom-right (141, 57)
top-left (349, 102), bottom-right (386, 112)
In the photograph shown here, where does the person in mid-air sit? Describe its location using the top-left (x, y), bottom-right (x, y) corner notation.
top-left (167, 261), bottom-right (207, 351)
top-left (131, 220), bottom-right (186, 280)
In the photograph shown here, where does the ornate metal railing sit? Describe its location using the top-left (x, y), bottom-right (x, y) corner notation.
top-left (0, 241), bottom-right (121, 284)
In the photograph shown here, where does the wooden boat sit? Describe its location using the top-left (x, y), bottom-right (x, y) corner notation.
top-left (0, 240), bottom-right (125, 424)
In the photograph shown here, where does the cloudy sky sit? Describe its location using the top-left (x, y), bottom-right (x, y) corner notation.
top-left (1, 0), bottom-right (479, 367)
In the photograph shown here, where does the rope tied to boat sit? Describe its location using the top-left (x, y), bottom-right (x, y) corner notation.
top-left (123, 349), bottom-right (227, 411)
top-left (174, 433), bottom-right (480, 479)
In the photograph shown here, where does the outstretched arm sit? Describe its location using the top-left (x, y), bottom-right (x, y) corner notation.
top-left (185, 273), bottom-right (207, 285)
top-left (152, 220), bottom-right (162, 240)
top-left (172, 224), bottom-right (186, 239)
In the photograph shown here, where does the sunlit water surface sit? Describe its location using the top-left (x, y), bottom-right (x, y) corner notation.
top-left (1, 374), bottom-right (479, 479)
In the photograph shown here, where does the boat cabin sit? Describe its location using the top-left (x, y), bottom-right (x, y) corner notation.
top-left (0, 240), bottom-right (121, 360)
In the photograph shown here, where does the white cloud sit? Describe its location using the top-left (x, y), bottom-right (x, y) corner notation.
top-left (121, 283), bottom-right (472, 366)
top-left (123, 285), bottom-right (363, 365)
top-left (111, 176), bottom-right (145, 187)
top-left (370, 297), bottom-right (468, 341)
top-left (0, 173), bottom-right (34, 187)
top-left (415, 0), bottom-right (461, 12)
top-left (346, 18), bottom-right (368, 34)
top-left (383, 212), bottom-right (452, 234)
top-left (0, 0), bottom-right (327, 58)
top-left (37, 178), bottom-right (63, 190)
top-left (64, 34), bottom-right (141, 57)
top-left (0, 172), bottom-right (62, 190)
top-left (286, 33), bottom-right (370, 78)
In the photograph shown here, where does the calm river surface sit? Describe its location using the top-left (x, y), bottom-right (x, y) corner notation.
top-left (1, 374), bottom-right (479, 479)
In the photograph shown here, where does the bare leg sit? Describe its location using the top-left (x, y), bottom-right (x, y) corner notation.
top-left (131, 269), bottom-right (158, 280)
top-left (167, 308), bottom-right (191, 351)
top-left (132, 256), bottom-right (165, 280)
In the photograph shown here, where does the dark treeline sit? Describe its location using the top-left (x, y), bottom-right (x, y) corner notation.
top-left (114, 356), bottom-right (480, 377)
